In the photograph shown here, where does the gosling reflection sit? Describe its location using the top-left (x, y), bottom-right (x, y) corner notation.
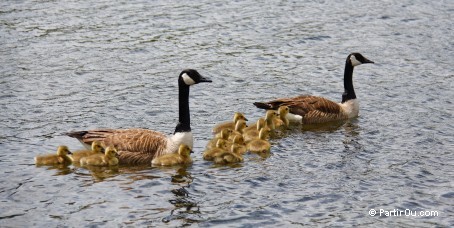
top-left (162, 167), bottom-right (199, 224)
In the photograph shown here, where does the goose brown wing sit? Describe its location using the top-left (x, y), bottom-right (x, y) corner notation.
top-left (254, 95), bottom-right (344, 123)
top-left (72, 129), bottom-right (168, 154)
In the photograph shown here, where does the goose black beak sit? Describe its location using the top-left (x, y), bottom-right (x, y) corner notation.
top-left (190, 150), bottom-right (194, 154)
top-left (199, 75), bottom-right (212, 83)
top-left (364, 58), bottom-right (374, 64)
top-left (67, 150), bottom-right (73, 155)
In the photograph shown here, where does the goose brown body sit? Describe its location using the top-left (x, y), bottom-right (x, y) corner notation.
top-left (255, 95), bottom-right (349, 124)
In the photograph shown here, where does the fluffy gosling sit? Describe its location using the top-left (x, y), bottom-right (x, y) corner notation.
top-left (80, 146), bottom-right (119, 166)
top-left (151, 144), bottom-right (193, 166)
top-left (71, 141), bottom-right (104, 163)
top-left (212, 112), bottom-right (247, 134)
top-left (34, 146), bottom-right (73, 165)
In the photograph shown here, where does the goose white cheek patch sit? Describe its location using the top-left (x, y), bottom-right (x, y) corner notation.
top-left (182, 73), bottom-right (196, 85)
top-left (350, 55), bottom-right (362, 67)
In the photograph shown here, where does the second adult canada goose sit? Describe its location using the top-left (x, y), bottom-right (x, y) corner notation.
top-left (253, 53), bottom-right (374, 124)
top-left (66, 69), bottom-right (211, 165)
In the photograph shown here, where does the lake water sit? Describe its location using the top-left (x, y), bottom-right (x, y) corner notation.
top-left (1, 0), bottom-right (453, 227)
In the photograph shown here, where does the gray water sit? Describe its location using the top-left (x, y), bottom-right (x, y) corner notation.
top-left (1, 0), bottom-right (453, 227)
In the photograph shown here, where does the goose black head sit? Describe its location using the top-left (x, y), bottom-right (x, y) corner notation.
top-left (348, 53), bottom-right (374, 67)
top-left (179, 69), bottom-right (212, 86)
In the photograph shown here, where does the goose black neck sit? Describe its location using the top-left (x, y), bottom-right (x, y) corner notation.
top-left (175, 81), bottom-right (191, 133)
top-left (342, 61), bottom-right (356, 103)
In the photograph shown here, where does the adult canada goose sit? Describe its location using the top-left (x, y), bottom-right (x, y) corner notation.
top-left (253, 53), bottom-right (374, 124)
top-left (151, 144), bottom-right (193, 166)
top-left (80, 147), bottom-right (119, 166)
top-left (214, 144), bottom-right (244, 165)
top-left (66, 69), bottom-right (211, 165)
top-left (34, 146), bottom-right (73, 165)
top-left (71, 141), bottom-right (104, 163)
top-left (212, 112), bottom-right (248, 134)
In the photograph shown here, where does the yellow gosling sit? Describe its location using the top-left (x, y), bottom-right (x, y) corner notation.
top-left (80, 147), bottom-right (119, 166)
top-left (151, 144), bottom-right (193, 166)
top-left (35, 146), bottom-right (73, 165)
top-left (246, 128), bottom-right (271, 155)
top-left (273, 106), bottom-right (290, 128)
top-left (227, 119), bottom-right (248, 141)
top-left (207, 129), bottom-right (233, 150)
top-left (226, 135), bottom-right (247, 155)
top-left (212, 112), bottom-right (247, 134)
top-left (243, 118), bottom-right (268, 143)
top-left (203, 139), bottom-right (228, 161)
top-left (243, 117), bottom-right (265, 133)
top-left (71, 141), bottom-right (104, 163)
top-left (214, 144), bottom-right (244, 165)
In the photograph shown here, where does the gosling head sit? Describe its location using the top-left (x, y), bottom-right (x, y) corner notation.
top-left (278, 106), bottom-right (289, 116)
top-left (235, 119), bottom-right (248, 132)
top-left (91, 141), bottom-right (104, 153)
top-left (179, 69), bottom-right (212, 86)
top-left (57, 146), bottom-right (72, 156)
top-left (104, 147), bottom-right (118, 158)
top-left (233, 112), bottom-right (248, 122)
top-left (216, 139), bottom-right (228, 149)
top-left (348, 53), bottom-right (374, 67)
top-left (265, 110), bottom-right (278, 120)
top-left (219, 129), bottom-right (233, 139)
top-left (178, 144), bottom-right (192, 157)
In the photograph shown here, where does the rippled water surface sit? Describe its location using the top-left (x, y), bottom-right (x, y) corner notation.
top-left (1, 0), bottom-right (453, 227)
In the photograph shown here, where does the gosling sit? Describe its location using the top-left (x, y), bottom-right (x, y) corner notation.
top-left (80, 146), bottom-right (119, 166)
top-left (212, 112), bottom-right (247, 134)
top-left (214, 144), bottom-right (244, 165)
top-left (34, 146), bottom-right (73, 165)
top-left (206, 129), bottom-right (232, 150)
top-left (152, 144), bottom-right (193, 166)
top-left (71, 141), bottom-right (104, 163)
top-left (203, 139), bottom-right (228, 161)
top-left (246, 128), bottom-right (272, 155)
